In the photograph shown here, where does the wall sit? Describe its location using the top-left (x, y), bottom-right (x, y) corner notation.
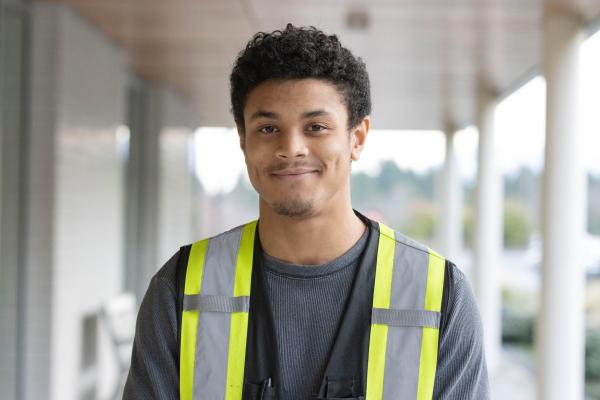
top-left (29, 4), bottom-right (128, 399)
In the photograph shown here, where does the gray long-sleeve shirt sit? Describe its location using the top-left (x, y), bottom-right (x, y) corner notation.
top-left (123, 230), bottom-right (489, 399)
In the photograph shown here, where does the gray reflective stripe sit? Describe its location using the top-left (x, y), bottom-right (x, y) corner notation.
top-left (194, 226), bottom-right (244, 400)
top-left (389, 234), bottom-right (429, 310)
top-left (184, 294), bottom-right (249, 313)
top-left (371, 308), bottom-right (440, 328)
top-left (384, 322), bottom-right (423, 398)
top-left (382, 233), bottom-right (431, 399)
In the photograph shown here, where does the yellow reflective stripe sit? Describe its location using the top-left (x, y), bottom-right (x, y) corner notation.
top-left (417, 328), bottom-right (440, 400)
top-left (366, 222), bottom-right (396, 400)
top-left (184, 240), bottom-right (209, 295)
top-left (423, 249), bottom-right (444, 312)
top-left (233, 221), bottom-right (257, 297)
top-left (180, 239), bottom-right (209, 400)
top-left (366, 324), bottom-right (389, 400)
top-left (416, 249), bottom-right (445, 400)
top-left (225, 220), bottom-right (257, 400)
top-left (372, 223), bottom-right (395, 309)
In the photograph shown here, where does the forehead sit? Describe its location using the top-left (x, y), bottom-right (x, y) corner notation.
top-left (243, 78), bottom-right (346, 119)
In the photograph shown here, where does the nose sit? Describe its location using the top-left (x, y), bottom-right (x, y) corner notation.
top-left (275, 130), bottom-right (308, 159)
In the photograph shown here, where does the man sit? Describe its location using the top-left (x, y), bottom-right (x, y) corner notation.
top-left (124, 24), bottom-right (489, 400)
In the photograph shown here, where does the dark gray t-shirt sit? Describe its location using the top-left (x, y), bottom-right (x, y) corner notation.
top-left (261, 227), bottom-right (369, 399)
top-left (123, 230), bottom-right (489, 399)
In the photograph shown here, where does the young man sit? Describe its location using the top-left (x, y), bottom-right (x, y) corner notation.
top-left (124, 24), bottom-right (489, 400)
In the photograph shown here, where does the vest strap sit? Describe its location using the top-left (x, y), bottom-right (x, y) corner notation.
top-left (416, 249), bottom-right (446, 400)
top-left (180, 239), bottom-right (209, 400)
top-left (224, 220), bottom-right (257, 400)
top-left (180, 220), bottom-right (257, 400)
top-left (366, 223), bottom-right (396, 400)
top-left (371, 308), bottom-right (440, 328)
top-left (366, 223), bottom-right (446, 400)
top-left (183, 294), bottom-right (250, 313)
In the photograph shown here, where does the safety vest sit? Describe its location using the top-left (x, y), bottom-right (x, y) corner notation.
top-left (179, 216), bottom-right (446, 400)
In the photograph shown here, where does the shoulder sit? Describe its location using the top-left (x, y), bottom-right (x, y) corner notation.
top-left (165, 221), bottom-right (258, 288)
top-left (373, 220), bottom-right (446, 265)
top-left (183, 220), bottom-right (258, 252)
top-left (139, 250), bottom-right (184, 317)
top-left (434, 262), bottom-right (490, 397)
top-left (370, 219), bottom-right (470, 328)
top-left (439, 261), bottom-right (484, 346)
top-left (152, 250), bottom-right (181, 289)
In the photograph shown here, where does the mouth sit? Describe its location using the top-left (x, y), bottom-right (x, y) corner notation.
top-left (270, 169), bottom-right (319, 179)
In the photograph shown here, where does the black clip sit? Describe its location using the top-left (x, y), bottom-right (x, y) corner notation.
top-left (259, 377), bottom-right (272, 399)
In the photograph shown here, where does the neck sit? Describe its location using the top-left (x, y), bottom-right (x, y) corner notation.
top-left (257, 197), bottom-right (366, 266)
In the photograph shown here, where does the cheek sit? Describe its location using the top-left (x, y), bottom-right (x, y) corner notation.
top-left (246, 157), bottom-right (262, 182)
top-left (244, 149), bottom-right (269, 188)
top-left (324, 145), bottom-right (352, 171)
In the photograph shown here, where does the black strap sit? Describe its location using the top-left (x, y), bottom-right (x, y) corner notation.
top-left (176, 244), bottom-right (192, 372)
top-left (315, 213), bottom-right (376, 399)
top-left (439, 259), bottom-right (452, 339)
top-left (243, 227), bottom-right (283, 397)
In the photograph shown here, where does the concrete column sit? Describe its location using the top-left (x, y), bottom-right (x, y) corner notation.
top-left (124, 82), bottom-right (161, 302)
top-left (19, 6), bottom-right (61, 398)
top-left (0, 2), bottom-right (29, 399)
top-left (159, 128), bottom-right (193, 262)
top-left (473, 82), bottom-right (502, 373)
top-left (158, 90), bottom-right (199, 263)
top-left (538, 2), bottom-right (586, 398)
top-left (191, 174), bottom-right (209, 239)
top-left (437, 120), bottom-right (463, 262)
top-left (126, 85), bottom-right (200, 298)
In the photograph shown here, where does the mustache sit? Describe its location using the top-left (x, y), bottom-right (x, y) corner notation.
top-left (266, 161), bottom-right (323, 174)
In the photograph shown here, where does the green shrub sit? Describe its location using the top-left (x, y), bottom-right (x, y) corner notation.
top-left (501, 308), bottom-right (534, 345)
top-left (504, 200), bottom-right (532, 248)
top-left (463, 207), bottom-right (474, 248)
top-left (463, 201), bottom-right (533, 249)
top-left (587, 330), bottom-right (600, 380)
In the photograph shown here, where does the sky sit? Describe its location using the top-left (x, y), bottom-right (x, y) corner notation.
top-left (194, 29), bottom-right (600, 195)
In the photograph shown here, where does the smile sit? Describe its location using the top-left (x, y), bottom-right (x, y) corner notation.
top-left (271, 170), bottom-right (319, 179)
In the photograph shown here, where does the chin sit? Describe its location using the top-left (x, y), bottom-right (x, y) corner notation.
top-left (271, 198), bottom-right (316, 218)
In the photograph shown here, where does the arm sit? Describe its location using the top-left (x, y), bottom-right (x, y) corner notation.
top-left (433, 264), bottom-right (490, 399)
top-left (123, 253), bottom-right (180, 400)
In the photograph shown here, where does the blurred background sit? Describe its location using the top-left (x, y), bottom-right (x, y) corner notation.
top-left (1, 0), bottom-right (600, 399)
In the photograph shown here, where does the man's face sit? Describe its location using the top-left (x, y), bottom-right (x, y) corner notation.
top-left (239, 78), bottom-right (368, 218)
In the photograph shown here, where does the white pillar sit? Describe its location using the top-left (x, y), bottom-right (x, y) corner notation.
top-left (437, 121), bottom-right (463, 262)
top-left (474, 83), bottom-right (502, 373)
top-left (538, 2), bottom-right (586, 399)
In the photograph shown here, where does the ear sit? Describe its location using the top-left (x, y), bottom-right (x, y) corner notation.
top-left (350, 115), bottom-right (370, 161)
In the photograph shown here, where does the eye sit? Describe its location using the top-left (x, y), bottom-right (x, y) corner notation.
top-left (259, 125), bottom-right (278, 135)
top-left (308, 124), bottom-right (327, 132)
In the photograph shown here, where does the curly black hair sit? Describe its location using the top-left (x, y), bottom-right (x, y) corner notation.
top-left (229, 23), bottom-right (371, 132)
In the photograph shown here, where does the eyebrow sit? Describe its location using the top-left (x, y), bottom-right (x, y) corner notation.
top-left (301, 109), bottom-right (332, 118)
top-left (249, 109), bottom-right (333, 121)
top-left (249, 110), bottom-right (277, 121)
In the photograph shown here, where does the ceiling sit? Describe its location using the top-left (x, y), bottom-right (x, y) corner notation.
top-left (41, 0), bottom-right (600, 130)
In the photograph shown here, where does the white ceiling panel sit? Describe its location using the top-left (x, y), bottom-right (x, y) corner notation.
top-left (44, 0), bottom-right (600, 130)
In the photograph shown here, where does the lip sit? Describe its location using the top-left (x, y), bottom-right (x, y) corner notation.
top-left (270, 169), bottom-right (319, 178)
